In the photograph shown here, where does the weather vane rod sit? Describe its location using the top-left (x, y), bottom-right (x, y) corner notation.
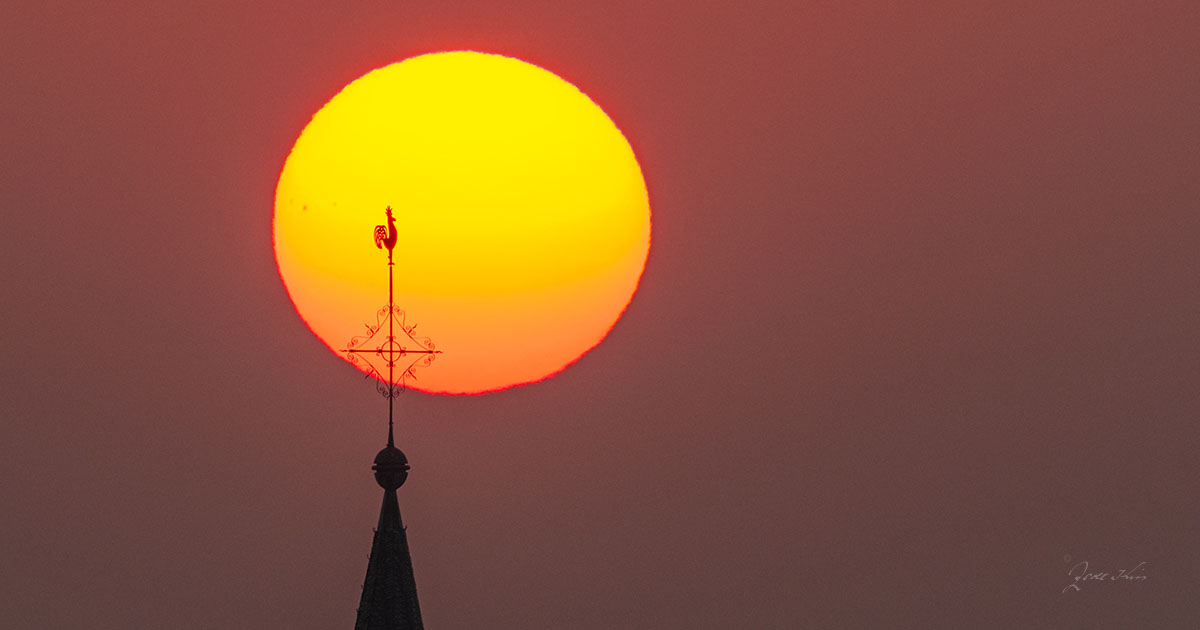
top-left (340, 206), bottom-right (441, 443)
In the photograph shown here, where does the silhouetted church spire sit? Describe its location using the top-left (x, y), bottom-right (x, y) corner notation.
top-left (344, 206), bottom-right (440, 630)
top-left (354, 421), bottom-right (422, 629)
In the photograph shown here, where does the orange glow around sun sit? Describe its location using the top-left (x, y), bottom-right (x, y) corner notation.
top-left (274, 51), bottom-right (650, 394)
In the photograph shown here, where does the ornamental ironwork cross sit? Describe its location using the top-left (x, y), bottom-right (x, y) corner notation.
top-left (340, 206), bottom-right (441, 427)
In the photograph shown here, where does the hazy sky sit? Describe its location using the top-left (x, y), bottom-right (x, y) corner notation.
top-left (3, 1), bottom-right (1198, 628)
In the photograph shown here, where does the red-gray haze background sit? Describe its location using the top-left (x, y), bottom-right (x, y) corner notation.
top-left (3, 1), bottom-right (1198, 628)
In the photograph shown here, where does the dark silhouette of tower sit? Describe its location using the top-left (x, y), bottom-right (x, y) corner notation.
top-left (354, 422), bottom-right (423, 629)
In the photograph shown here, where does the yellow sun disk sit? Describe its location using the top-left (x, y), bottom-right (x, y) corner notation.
top-left (274, 51), bottom-right (649, 394)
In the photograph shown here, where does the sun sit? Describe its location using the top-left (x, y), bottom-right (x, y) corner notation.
top-left (273, 51), bottom-right (650, 394)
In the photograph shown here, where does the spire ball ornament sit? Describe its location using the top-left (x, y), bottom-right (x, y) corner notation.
top-left (373, 444), bottom-right (410, 490)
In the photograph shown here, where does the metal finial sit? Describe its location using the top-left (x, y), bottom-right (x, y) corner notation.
top-left (341, 206), bottom-right (442, 451)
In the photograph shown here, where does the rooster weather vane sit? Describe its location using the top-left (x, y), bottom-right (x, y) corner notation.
top-left (341, 206), bottom-right (441, 417)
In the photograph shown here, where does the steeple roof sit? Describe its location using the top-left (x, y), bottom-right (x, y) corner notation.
top-left (354, 431), bottom-right (423, 629)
